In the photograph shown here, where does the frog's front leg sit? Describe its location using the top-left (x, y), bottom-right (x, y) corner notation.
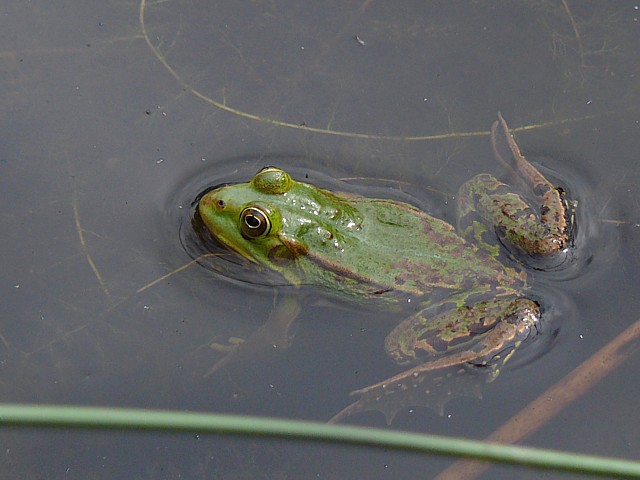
top-left (204, 294), bottom-right (301, 378)
top-left (457, 113), bottom-right (573, 257)
top-left (381, 295), bottom-right (540, 387)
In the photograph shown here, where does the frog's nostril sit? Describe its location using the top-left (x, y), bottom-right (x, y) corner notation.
top-left (217, 199), bottom-right (226, 209)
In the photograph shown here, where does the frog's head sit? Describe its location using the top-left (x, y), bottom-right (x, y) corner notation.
top-left (198, 167), bottom-right (309, 275)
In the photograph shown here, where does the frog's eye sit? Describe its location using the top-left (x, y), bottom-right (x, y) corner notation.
top-left (240, 206), bottom-right (271, 238)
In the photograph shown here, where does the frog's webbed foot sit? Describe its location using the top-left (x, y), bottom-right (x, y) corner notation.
top-left (329, 364), bottom-right (495, 424)
top-left (457, 113), bottom-right (574, 262)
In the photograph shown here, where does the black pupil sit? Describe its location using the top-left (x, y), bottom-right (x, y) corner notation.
top-left (245, 214), bottom-right (261, 228)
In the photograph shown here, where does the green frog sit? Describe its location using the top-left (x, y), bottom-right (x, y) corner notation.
top-left (198, 114), bottom-right (573, 422)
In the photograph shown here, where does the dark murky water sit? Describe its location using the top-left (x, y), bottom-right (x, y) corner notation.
top-left (1, 1), bottom-right (639, 478)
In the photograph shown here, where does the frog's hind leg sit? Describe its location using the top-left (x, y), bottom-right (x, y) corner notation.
top-left (457, 114), bottom-right (573, 258)
top-left (384, 295), bottom-right (540, 374)
top-left (329, 296), bottom-right (541, 423)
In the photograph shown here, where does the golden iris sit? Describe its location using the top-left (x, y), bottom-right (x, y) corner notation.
top-left (240, 207), bottom-right (271, 238)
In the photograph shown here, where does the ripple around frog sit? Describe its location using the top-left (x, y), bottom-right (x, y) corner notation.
top-left (170, 146), bottom-right (616, 421)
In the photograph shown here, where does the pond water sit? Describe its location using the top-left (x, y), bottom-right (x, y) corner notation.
top-left (1, 1), bottom-right (639, 478)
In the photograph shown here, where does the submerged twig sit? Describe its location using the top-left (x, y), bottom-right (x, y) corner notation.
top-left (561, 0), bottom-right (585, 65)
top-left (136, 253), bottom-right (220, 294)
top-left (73, 184), bottom-right (110, 298)
top-left (139, 0), bottom-right (636, 142)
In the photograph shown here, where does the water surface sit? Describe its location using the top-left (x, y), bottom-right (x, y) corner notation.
top-left (1, 1), bottom-right (639, 478)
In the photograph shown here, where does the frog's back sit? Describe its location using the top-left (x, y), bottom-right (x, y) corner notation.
top-left (296, 197), bottom-right (524, 300)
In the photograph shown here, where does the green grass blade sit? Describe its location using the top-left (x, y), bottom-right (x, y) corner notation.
top-left (0, 403), bottom-right (637, 478)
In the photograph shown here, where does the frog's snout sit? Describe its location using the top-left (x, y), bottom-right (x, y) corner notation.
top-left (200, 191), bottom-right (228, 213)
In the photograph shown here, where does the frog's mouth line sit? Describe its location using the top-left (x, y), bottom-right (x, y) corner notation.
top-left (208, 229), bottom-right (255, 264)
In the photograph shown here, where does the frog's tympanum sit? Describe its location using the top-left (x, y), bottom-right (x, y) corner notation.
top-left (198, 114), bottom-right (574, 423)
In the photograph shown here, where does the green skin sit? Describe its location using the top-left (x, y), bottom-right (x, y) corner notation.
top-left (198, 114), bottom-right (572, 394)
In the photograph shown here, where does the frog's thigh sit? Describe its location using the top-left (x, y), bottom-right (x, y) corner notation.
top-left (385, 297), bottom-right (540, 367)
top-left (457, 174), bottom-right (556, 255)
